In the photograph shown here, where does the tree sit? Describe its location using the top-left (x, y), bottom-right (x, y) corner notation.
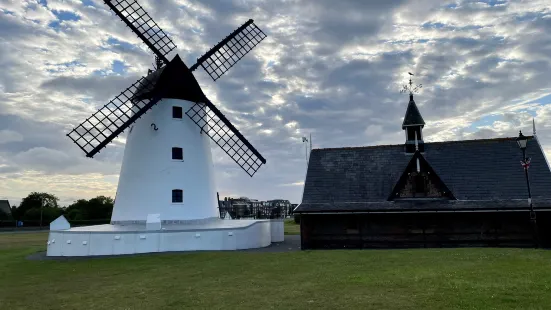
top-left (22, 207), bottom-right (63, 223)
top-left (0, 208), bottom-right (10, 220)
top-left (65, 196), bottom-right (114, 220)
top-left (14, 192), bottom-right (60, 222)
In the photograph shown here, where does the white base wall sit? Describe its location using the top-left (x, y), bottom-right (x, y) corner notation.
top-left (46, 220), bottom-right (272, 257)
top-left (270, 219), bottom-right (285, 242)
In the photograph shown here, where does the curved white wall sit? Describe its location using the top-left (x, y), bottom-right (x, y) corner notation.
top-left (111, 99), bottom-right (218, 222)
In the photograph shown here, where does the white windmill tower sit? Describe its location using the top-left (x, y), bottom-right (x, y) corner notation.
top-left (67, 0), bottom-right (267, 224)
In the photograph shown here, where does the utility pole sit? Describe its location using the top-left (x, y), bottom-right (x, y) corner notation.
top-left (39, 197), bottom-right (44, 230)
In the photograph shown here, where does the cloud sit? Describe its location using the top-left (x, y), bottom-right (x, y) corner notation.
top-left (0, 0), bottom-right (551, 206)
top-left (0, 130), bottom-right (23, 144)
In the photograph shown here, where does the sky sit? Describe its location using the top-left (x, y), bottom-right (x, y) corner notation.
top-left (0, 0), bottom-right (550, 206)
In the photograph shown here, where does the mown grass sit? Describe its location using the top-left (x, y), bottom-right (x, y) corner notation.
top-left (1, 232), bottom-right (551, 309)
top-left (284, 219), bottom-right (300, 235)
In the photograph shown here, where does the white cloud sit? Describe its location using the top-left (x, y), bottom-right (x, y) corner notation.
top-left (0, 0), bottom-right (551, 205)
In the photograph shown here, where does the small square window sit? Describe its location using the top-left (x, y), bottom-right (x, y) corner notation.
top-left (172, 189), bottom-right (183, 203)
top-left (173, 106), bottom-right (183, 119)
top-left (172, 147), bottom-right (183, 160)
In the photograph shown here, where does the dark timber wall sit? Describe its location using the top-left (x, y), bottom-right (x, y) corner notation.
top-left (300, 212), bottom-right (551, 249)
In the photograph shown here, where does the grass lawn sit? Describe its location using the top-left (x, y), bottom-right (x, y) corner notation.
top-left (2, 232), bottom-right (551, 309)
top-left (284, 219), bottom-right (300, 235)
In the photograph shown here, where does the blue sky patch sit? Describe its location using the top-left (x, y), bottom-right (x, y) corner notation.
top-left (422, 22), bottom-right (446, 29)
top-left (479, 0), bottom-right (508, 6)
top-left (82, 0), bottom-right (96, 7)
top-left (470, 114), bottom-right (501, 129)
top-left (2, 9), bottom-right (15, 16)
top-left (49, 10), bottom-right (80, 30)
top-left (52, 10), bottom-right (81, 22)
top-left (524, 94), bottom-right (551, 106)
top-left (515, 12), bottom-right (544, 23)
top-left (112, 60), bottom-right (127, 74)
top-left (92, 60), bottom-right (128, 76)
top-left (106, 37), bottom-right (136, 52)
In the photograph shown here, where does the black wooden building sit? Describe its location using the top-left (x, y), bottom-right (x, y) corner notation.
top-left (294, 94), bottom-right (551, 249)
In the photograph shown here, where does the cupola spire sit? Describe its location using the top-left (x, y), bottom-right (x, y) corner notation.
top-left (400, 72), bottom-right (425, 153)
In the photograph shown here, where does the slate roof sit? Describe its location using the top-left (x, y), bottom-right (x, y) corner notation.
top-left (296, 136), bottom-right (551, 212)
top-left (402, 94), bottom-right (425, 129)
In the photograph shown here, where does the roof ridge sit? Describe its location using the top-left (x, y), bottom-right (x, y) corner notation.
top-left (313, 136), bottom-right (533, 151)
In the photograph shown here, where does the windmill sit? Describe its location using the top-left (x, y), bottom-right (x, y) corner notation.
top-left (66, 0), bottom-right (268, 223)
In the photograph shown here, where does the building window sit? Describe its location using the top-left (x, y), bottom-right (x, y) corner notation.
top-left (407, 127), bottom-right (421, 141)
top-left (414, 174), bottom-right (426, 194)
top-left (172, 147), bottom-right (183, 160)
top-left (172, 189), bottom-right (183, 203)
top-left (173, 106), bottom-right (183, 119)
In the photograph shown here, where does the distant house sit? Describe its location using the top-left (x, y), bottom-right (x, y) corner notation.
top-left (0, 200), bottom-right (12, 219)
top-left (295, 93), bottom-right (551, 249)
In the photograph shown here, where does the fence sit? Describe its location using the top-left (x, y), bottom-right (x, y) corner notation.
top-left (218, 200), bottom-right (292, 220)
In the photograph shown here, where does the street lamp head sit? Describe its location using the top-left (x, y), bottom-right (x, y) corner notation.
top-left (516, 130), bottom-right (528, 150)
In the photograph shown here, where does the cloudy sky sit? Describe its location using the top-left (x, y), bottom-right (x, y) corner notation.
top-left (0, 0), bottom-right (550, 206)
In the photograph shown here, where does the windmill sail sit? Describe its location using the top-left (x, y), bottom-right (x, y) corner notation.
top-left (103, 0), bottom-right (177, 64)
top-left (186, 100), bottom-right (266, 177)
top-left (69, 1), bottom-right (268, 176)
top-left (190, 19), bottom-right (267, 81)
top-left (67, 76), bottom-right (160, 157)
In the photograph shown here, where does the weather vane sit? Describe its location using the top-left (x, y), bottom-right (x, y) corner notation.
top-left (400, 72), bottom-right (422, 95)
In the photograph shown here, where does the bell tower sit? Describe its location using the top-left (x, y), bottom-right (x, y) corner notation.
top-left (401, 73), bottom-right (425, 153)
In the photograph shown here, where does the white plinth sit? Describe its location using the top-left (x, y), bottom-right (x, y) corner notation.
top-left (270, 219), bottom-right (285, 242)
top-left (50, 215), bottom-right (70, 231)
top-left (46, 219), bottom-right (271, 257)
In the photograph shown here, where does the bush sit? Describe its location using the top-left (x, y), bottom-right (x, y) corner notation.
top-left (294, 214), bottom-right (301, 224)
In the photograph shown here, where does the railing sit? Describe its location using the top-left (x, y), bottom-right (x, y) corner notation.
top-left (218, 201), bottom-right (290, 219)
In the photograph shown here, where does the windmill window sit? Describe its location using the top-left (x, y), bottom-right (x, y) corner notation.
top-left (172, 190), bottom-right (183, 203)
top-left (172, 106), bottom-right (183, 119)
top-left (172, 147), bottom-right (183, 160)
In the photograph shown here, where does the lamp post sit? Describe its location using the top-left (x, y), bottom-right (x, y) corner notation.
top-left (302, 136), bottom-right (310, 165)
top-left (516, 130), bottom-right (538, 246)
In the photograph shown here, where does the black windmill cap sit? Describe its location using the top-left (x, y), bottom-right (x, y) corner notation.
top-left (133, 55), bottom-right (209, 103)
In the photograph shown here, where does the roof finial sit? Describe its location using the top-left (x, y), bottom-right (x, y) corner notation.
top-left (401, 72), bottom-right (422, 99)
top-left (533, 118), bottom-right (537, 136)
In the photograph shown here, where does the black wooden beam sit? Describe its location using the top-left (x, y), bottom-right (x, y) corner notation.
top-left (190, 19), bottom-right (254, 71)
top-left (103, 0), bottom-right (169, 64)
top-left (86, 96), bottom-right (163, 158)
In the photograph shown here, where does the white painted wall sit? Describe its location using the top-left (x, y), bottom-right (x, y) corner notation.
top-left (50, 215), bottom-right (70, 231)
top-left (112, 99), bottom-right (219, 223)
top-left (270, 219), bottom-right (285, 242)
top-left (46, 221), bottom-right (272, 256)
